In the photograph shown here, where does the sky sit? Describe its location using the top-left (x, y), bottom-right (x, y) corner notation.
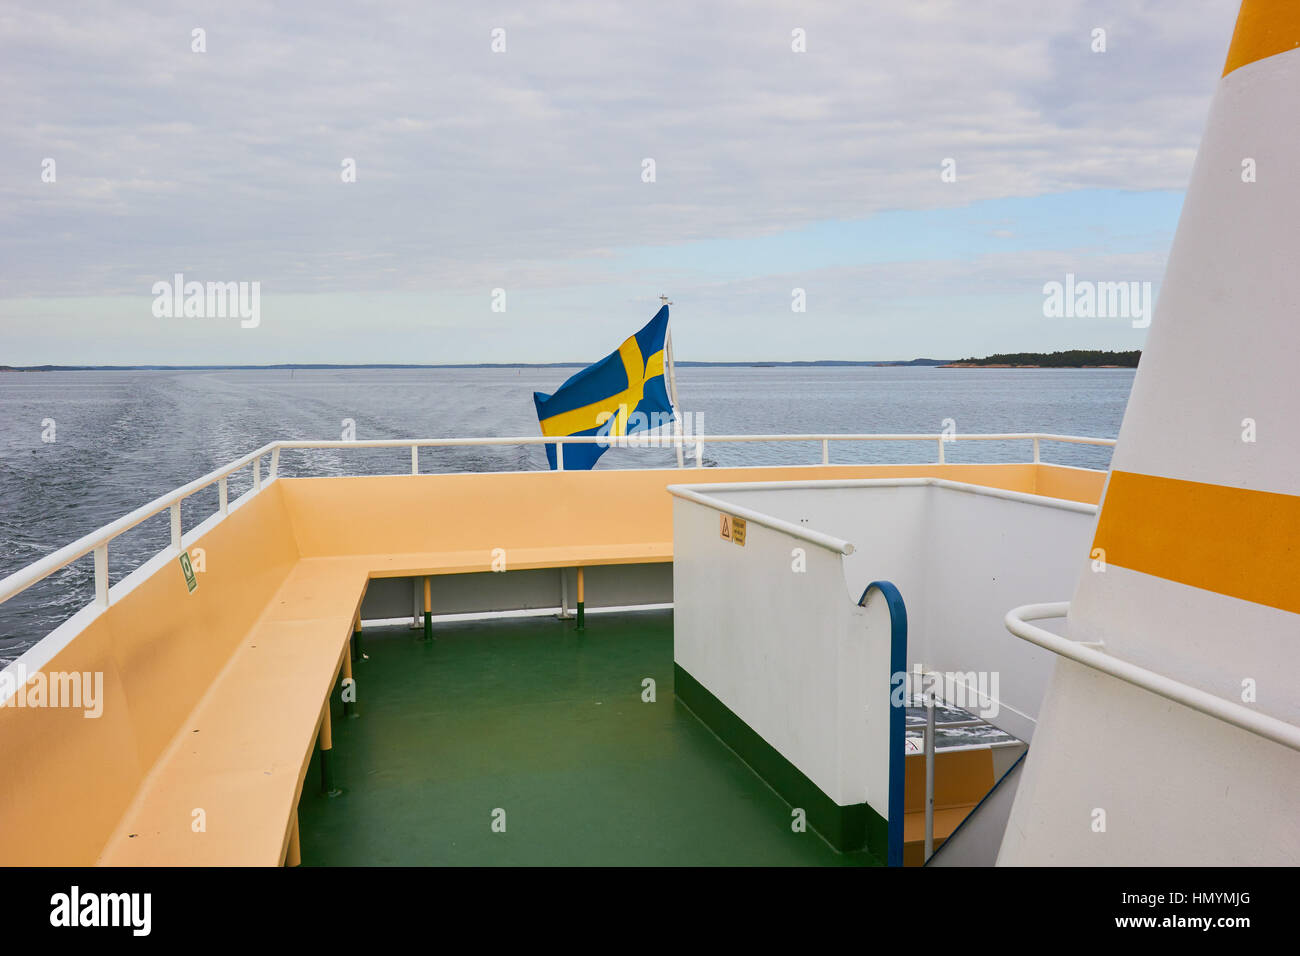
top-left (0, 0), bottom-right (1243, 364)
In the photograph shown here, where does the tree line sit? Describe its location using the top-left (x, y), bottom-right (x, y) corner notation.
top-left (957, 350), bottom-right (1140, 367)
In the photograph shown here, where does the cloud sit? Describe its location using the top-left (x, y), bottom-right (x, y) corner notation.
top-left (0, 0), bottom-right (1242, 359)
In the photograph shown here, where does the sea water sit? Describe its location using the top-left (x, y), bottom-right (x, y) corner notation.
top-left (0, 366), bottom-right (1133, 658)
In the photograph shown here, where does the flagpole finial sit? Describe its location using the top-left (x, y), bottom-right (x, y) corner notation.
top-left (659, 294), bottom-right (672, 306)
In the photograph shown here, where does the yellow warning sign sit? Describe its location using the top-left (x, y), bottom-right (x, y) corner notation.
top-left (731, 517), bottom-right (747, 547)
top-left (719, 513), bottom-right (732, 541)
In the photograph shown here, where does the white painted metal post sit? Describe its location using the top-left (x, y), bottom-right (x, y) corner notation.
top-left (94, 544), bottom-right (108, 608)
top-left (925, 695), bottom-right (936, 863)
top-left (937, 438), bottom-right (945, 464)
top-left (1033, 437), bottom-right (1041, 463)
top-left (170, 502), bottom-right (182, 551)
top-left (270, 447), bottom-right (280, 479)
top-left (219, 477), bottom-right (228, 515)
top-left (675, 420), bottom-right (685, 468)
top-left (253, 458), bottom-right (262, 491)
top-left (822, 439), bottom-right (829, 465)
top-left (411, 445), bottom-right (419, 475)
top-left (556, 441), bottom-right (565, 471)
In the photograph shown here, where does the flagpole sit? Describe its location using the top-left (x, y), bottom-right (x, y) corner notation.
top-left (661, 295), bottom-right (685, 467)
top-left (665, 328), bottom-right (681, 409)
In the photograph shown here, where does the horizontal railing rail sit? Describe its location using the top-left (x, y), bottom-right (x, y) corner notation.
top-left (0, 442), bottom-right (277, 611)
top-left (665, 476), bottom-right (1100, 515)
top-left (664, 485), bottom-right (857, 556)
top-left (0, 433), bottom-right (1113, 614)
top-left (665, 473), bottom-right (1105, 560)
top-left (279, 432), bottom-right (1116, 470)
top-left (1005, 603), bottom-right (1300, 754)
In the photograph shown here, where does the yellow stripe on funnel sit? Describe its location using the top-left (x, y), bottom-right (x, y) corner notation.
top-left (1223, 0), bottom-right (1300, 76)
top-left (1093, 471), bottom-right (1300, 615)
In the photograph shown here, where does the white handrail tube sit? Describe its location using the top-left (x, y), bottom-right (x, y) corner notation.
top-left (273, 432), bottom-right (1116, 449)
top-left (0, 442), bottom-right (275, 607)
top-left (666, 485), bottom-right (855, 556)
top-left (925, 696), bottom-right (936, 862)
top-left (1005, 603), bottom-right (1300, 753)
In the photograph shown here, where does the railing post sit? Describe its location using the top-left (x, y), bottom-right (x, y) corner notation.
top-left (695, 437), bottom-right (703, 468)
top-left (822, 439), bottom-right (829, 465)
top-left (94, 544), bottom-right (108, 608)
top-left (937, 438), bottom-right (945, 465)
top-left (1033, 437), bottom-right (1041, 464)
top-left (253, 458), bottom-right (262, 491)
top-left (556, 441), bottom-right (565, 471)
top-left (170, 502), bottom-right (182, 551)
top-left (675, 420), bottom-right (685, 468)
top-left (219, 477), bottom-right (228, 515)
top-left (411, 445), bottom-right (419, 475)
top-left (270, 447), bottom-right (280, 479)
top-left (924, 694), bottom-right (936, 863)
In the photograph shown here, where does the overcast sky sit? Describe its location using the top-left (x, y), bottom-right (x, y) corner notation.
top-left (0, 0), bottom-right (1242, 364)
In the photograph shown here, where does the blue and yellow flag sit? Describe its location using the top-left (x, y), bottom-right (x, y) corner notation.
top-left (533, 306), bottom-right (675, 470)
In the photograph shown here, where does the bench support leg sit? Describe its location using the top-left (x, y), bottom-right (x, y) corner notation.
top-left (352, 610), bottom-right (365, 662)
top-left (342, 653), bottom-right (357, 718)
top-left (557, 568), bottom-right (574, 620)
top-left (318, 701), bottom-right (343, 797)
top-left (423, 576), bottom-right (433, 641)
top-left (576, 566), bottom-right (586, 631)
top-left (286, 811), bottom-right (301, 867)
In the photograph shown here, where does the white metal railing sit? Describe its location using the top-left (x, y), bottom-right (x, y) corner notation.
top-left (0, 432), bottom-right (1113, 614)
top-left (1005, 603), bottom-right (1300, 753)
top-left (665, 484), bottom-right (857, 555)
top-left (0, 442), bottom-right (277, 613)
top-left (919, 702), bottom-right (988, 863)
top-left (277, 432), bottom-right (1116, 472)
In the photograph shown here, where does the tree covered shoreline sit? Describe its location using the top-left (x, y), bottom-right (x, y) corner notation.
top-left (945, 350), bottom-right (1140, 368)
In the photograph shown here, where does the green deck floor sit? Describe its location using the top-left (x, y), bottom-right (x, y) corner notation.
top-left (296, 609), bottom-right (878, 866)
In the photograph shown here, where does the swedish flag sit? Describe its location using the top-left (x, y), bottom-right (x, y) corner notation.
top-left (533, 305), bottom-right (675, 470)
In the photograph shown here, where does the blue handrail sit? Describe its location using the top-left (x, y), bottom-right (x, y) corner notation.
top-left (858, 580), bottom-right (908, 867)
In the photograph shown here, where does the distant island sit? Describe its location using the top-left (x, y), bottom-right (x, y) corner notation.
top-left (939, 350), bottom-right (1140, 369)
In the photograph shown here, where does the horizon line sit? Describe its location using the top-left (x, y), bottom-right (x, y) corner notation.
top-left (0, 352), bottom-right (1141, 372)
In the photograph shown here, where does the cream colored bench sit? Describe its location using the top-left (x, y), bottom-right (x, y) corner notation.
top-left (96, 539), bottom-right (673, 865)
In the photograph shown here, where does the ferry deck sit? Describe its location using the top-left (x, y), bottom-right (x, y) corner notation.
top-left (0, 434), bottom-right (1108, 867)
